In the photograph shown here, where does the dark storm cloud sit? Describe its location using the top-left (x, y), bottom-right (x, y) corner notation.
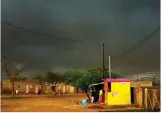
top-left (1, 0), bottom-right (160, 76)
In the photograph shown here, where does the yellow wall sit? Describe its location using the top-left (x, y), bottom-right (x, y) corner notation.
top-left (105, 82), bottom-right (131, 105)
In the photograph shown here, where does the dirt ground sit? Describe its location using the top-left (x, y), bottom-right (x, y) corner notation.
top-left (1, 94), bottom-right (100, 112)
top-left (1, 94), bottom-right (144, 112)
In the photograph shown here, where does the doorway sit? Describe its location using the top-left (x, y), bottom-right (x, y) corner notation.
top-left (131, 87), bottom-right (134, 104)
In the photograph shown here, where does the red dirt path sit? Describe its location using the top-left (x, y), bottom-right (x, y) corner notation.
top-left (1, 94), bottom-right (97, 112)
top-left (1, 94), bottom-right (143, 112)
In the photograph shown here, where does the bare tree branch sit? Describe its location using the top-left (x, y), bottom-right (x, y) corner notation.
top-left (1, 57), bottom-right (28, 96)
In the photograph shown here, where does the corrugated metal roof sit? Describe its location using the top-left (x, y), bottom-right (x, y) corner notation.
top-left (89, 82), bottom-right (104, 87)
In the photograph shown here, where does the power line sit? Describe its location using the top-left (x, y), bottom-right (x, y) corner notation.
top-left (2, 21), bottom-right (160, 59)
top-left (111, 26), bottom-right (160, 58)
top-left (1, 21), bottom-right (84, 43)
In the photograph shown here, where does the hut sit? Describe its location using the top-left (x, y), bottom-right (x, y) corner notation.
top-left (104, 78), bottom-right (132, 105)
top-left (89, 78), bottom-right (132, 105)
top-left (89, 79), bottom-right (157, 107)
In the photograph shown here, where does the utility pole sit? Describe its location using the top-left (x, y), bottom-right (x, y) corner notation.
top-left (109, 56), bottom-right (111, 78)
top-left (101, 43), bottom-right (105, 79)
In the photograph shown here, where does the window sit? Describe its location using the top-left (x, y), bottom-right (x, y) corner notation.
top-left (108, 83), bottom-right (111, 92)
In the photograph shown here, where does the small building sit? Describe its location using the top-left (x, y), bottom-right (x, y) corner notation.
top-left (1, 80), bottom-right (79, 94)
top-left (89, 78), bottom-right (132, 105)
top-left (104, 78), bottom-right (132, 105)
top-left (89, 79), bottom-right (154, 107)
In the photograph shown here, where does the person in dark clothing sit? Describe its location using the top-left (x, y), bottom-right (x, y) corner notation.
top-left (95, 91), bottom-right (99, 103)
top-left (38, 89), bottom-right (41, 95)
top-left (93, 89), bottom-right (99, 103)
top-left (103, 89), bottom-right (105, 94)
top-left (102, 89), bottom-right (105, 103)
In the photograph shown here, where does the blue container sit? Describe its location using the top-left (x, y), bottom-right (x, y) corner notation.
top-left (82, 99), bottom-right (87, 107)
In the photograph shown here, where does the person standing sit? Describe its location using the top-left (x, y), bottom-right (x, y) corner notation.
top-left (99, 89), bottom-right (103, 103)
top-left (26, 85), bottom-right (29, 94)
top-left (91, 88), bottom-right (94, 103)
top-left (16, 89), bottom-right (19, 95)
top-left (38, 86), bottom-right (41, 95)
top-left (35, 85), bottom-right (38, 94)
top-left (103, 89), bottom-right (105, 103)
top-left (93, 88), bottom-right (98, 103)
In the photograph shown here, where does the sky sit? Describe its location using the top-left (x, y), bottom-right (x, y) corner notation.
top-left (1, 0), bottom-right (160, 78)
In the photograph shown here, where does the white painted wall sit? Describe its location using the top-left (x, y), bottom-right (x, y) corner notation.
top-left (26, 84), bottom-right (29, 93)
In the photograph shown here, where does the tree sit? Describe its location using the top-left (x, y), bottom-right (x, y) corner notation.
top-left (1, 57), bottom-right (27, 97)
top-left (65, 70), bottom-right (82, 93)
top-left (32, 75), bottom-right (45, 93)
top-left (65, 70), bottom-right (93, 100)
top-left (65, 70), bottom-right (123, 89)
top-left (45, 71), bottom-right (65, 95)
top-left (152, 81), bottom-right (160, 86)
top-left (65, 69), bottom-right (123, 100)
top-left (88, 68), bottom-right (123, 80)
top-left (78, 72), bottom-right (93, 101)
top-left (17, 73), bottom-right (28, 81)
top-left (104, 72), bottom-right (123, 79)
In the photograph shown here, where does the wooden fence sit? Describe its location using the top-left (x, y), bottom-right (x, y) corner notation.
top-left (144, 87), bottom-right (160, 110)
top-left (134, 86), bottom-right (160, 111)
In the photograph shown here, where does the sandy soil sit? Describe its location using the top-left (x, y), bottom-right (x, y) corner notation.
top-left (1, 94), bottom-right (145, 112)
top-left (1, 94), bottom-right (98, 112)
